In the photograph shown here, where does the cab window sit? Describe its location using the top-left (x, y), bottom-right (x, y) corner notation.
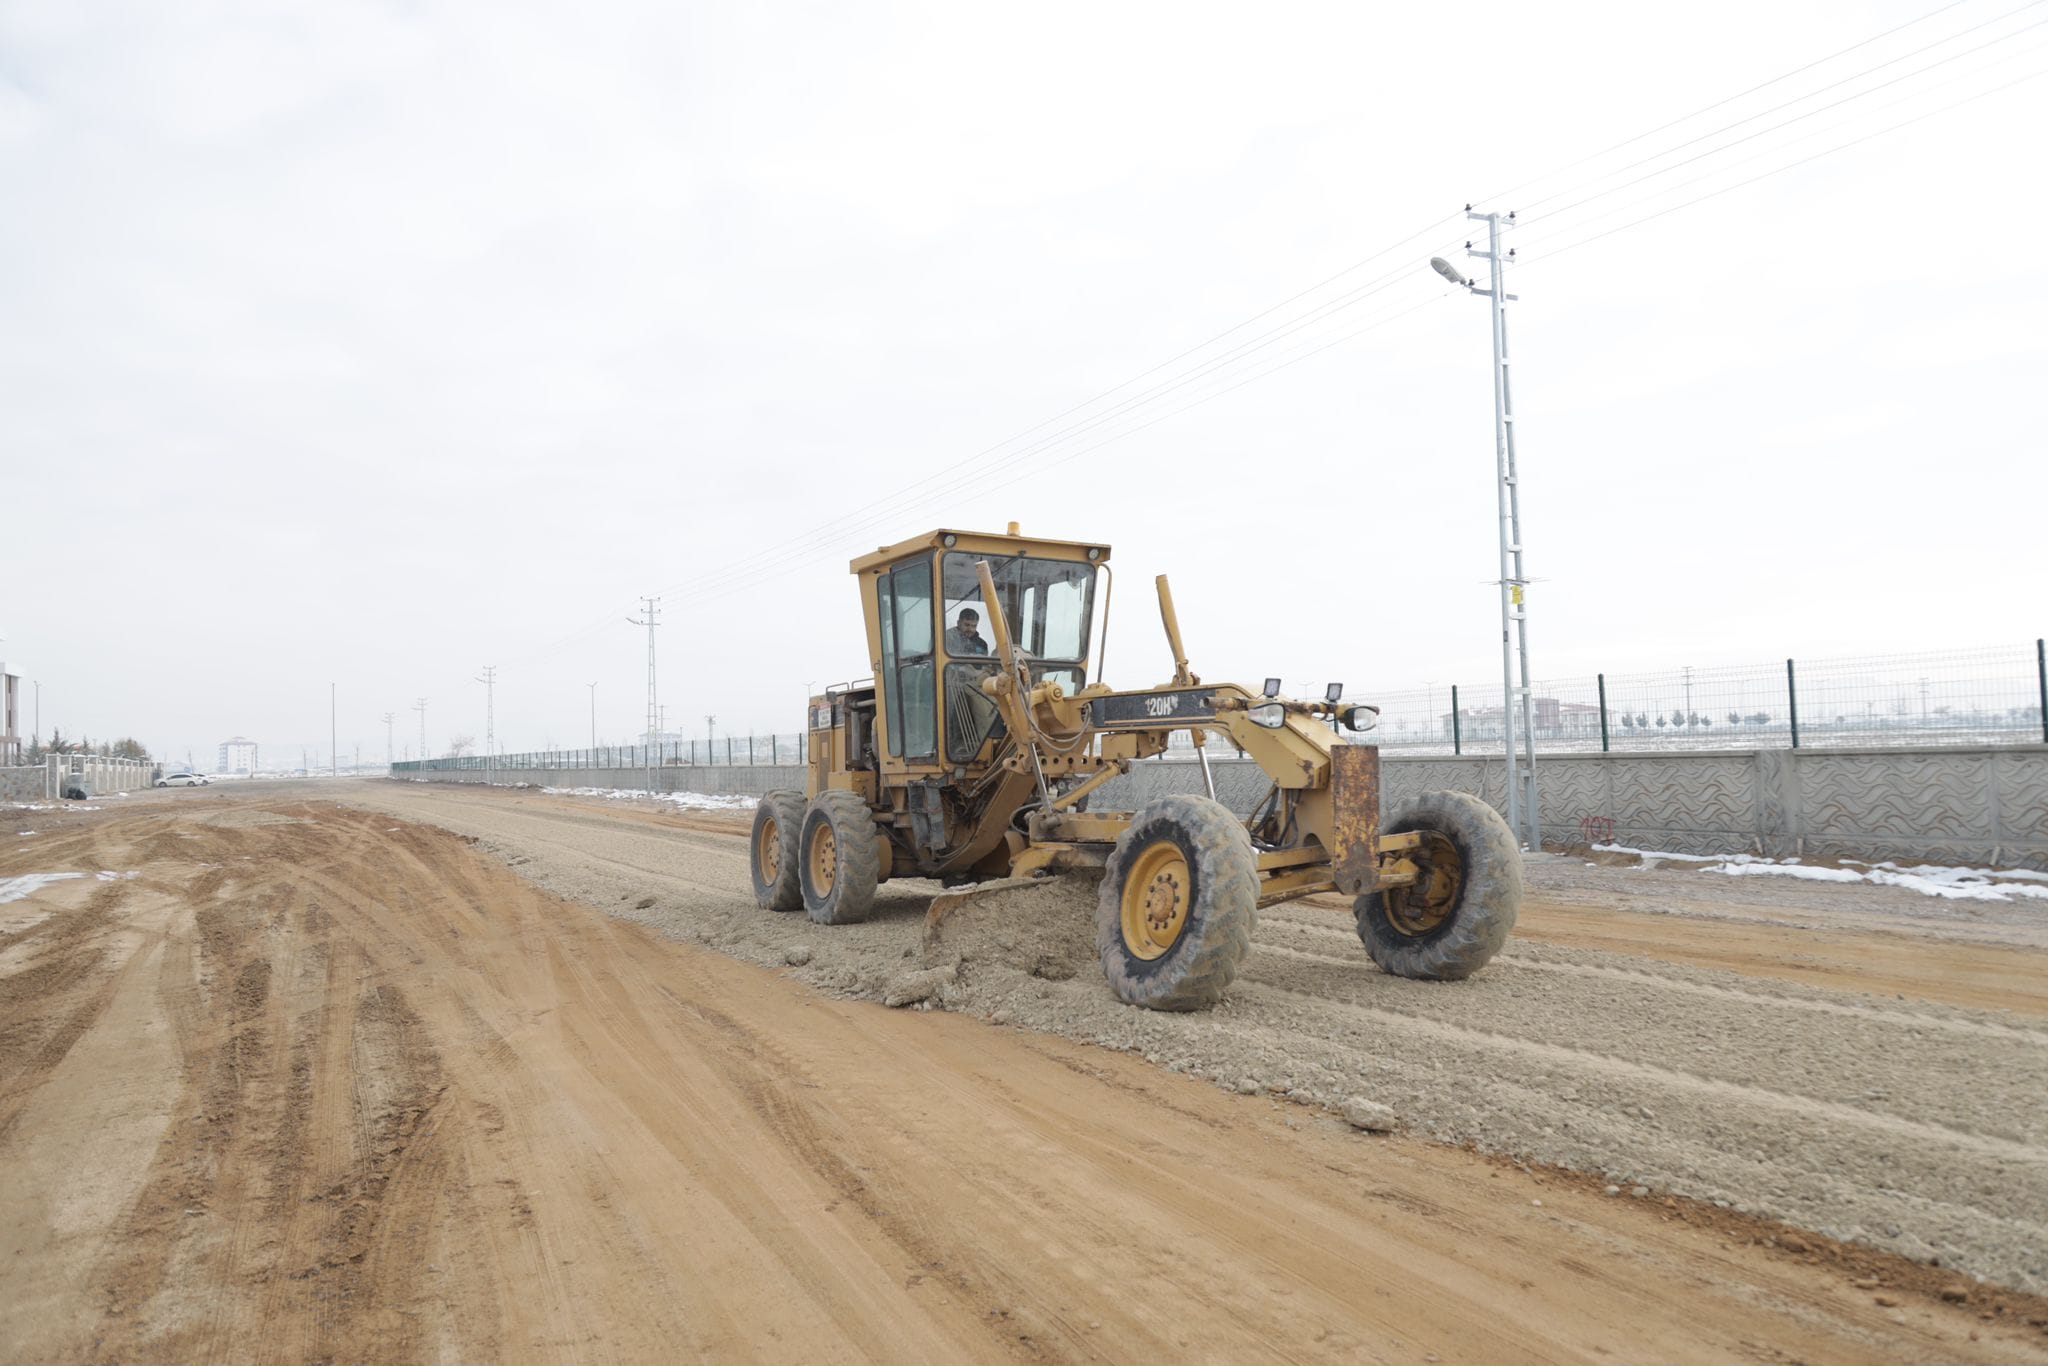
top-left (887, 557), bottom-right (937, 759)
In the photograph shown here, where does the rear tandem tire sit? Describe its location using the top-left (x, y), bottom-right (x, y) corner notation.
top-left (799, 789), bottom-right (881, 926)
top-left (1355, 789), bottom-right (1519, 981)
top-left (1096, 794), bottom-right (1257, 1011)
top-left (750, 790), bottom-right (806, 912)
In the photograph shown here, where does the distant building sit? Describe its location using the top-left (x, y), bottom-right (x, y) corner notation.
top-left (219, 737), bottom-right (259, 774)
top-left (0, 665), bottom-right (18, 765)
top-left (1442, 697), bottom-right (1604, 740)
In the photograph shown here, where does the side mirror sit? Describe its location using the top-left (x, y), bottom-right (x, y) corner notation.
top-left (1343, 704), bottom-right (1380, 734)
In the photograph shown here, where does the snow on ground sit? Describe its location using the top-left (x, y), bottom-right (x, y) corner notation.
top-left (541, 786), bottom-right (758, 812)
top-left (1, 872), bottom-right (86, 904)
top-left (7, 803), bottom-right (100, 812)
top-left (1593, 842), bottom-right (2048, 902)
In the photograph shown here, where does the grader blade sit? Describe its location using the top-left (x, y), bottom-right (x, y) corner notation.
top-left (922, 877), bottom-right (1046, 951)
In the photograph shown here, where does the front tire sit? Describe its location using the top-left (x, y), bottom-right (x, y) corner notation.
top-left (1355, 790), bottom-right (1519, 980)
top-left (750, 791), bottom-right (805, 912)
top-left (1097, 794), bottom-right (1257, 1011)
top-left (799, 790), bottom-right (881, 925)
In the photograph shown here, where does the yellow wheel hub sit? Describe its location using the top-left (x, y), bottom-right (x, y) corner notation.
top-left (1384, 829), bottom-right (1461, 937)
top-left (809, 822), bottom-right (838, 896)
top-left (758, 820), bottom-right (782, 883)
top-left (1121, 842), bottom-right (1191, 960)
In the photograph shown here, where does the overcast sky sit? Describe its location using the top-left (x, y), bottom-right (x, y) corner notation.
top-left (4, 0), bottom-right (2044, 766)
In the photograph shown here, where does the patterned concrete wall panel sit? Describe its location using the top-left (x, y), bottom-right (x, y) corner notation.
top-left (1798, 752), bottom-right (1990, 842)
top-left (1991, 751), bottom-right (2048, 867)
top-left (1609, 755), bottom-right (1758, 838)
top-left (1384, 757), bottom-right (1502, 810)
top-left (1534, 759), bottom-right (1611, 832)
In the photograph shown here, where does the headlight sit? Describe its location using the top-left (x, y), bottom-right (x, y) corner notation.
top-left (1343, 704), bottom-right (1380, 733)
top-left (1248, 702), bottom-right (1286, 729)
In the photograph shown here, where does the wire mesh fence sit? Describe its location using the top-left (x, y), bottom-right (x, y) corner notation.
top-left (388, 640), bottom-right (2046, 773)
top-left (1356, 640), bottom-right (2047, 755)
top-left (392, 733), bottom-right (809, 774)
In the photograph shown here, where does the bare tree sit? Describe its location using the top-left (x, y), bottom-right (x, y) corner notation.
top-left (445, 734), bottom-right (476, 758)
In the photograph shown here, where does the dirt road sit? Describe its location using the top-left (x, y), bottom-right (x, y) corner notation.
top-left (337, 783), bottom-right (2048, 1294)
top-left (2, 790), bottom-right (2045, 1361)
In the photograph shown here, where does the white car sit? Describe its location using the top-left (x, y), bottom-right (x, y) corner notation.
top-left (156, 772), bottom-right (210, 787)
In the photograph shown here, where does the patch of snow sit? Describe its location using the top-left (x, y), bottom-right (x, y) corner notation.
top-left (1593, 842), bottom-right (1754, 867)
top-left (0, 872), bottom-right (87, 904)
top-left (1714, 863), bottom-right (1865, 884)
top-left (95, 870), bottom-right (140, 882)
top-left (1597, 842), bottom-right (2048, 901)
top-left (541, 785), bottom-right (758, 811)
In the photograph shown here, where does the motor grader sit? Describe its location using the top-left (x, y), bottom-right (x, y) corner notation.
top-left (750, 525), bottom-right (1521, 1010)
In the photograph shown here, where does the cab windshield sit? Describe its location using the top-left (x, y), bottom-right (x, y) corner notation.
top-left (939, 553), bottom-right (1096, 761)
top-left (940, 552), bottom-right (1095, 670)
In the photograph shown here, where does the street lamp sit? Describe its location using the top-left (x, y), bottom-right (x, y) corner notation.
top-left (1430, 208), bottom-right (1538, 850)
top-left (1429, 256), bottom-right (1471, 288)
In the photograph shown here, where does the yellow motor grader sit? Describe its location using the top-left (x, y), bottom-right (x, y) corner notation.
top-left (750, 525), bottom-right (1520, 1010)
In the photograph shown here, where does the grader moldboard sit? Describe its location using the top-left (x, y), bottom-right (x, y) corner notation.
top-left (750, 525), bottom-right (1521, 1011)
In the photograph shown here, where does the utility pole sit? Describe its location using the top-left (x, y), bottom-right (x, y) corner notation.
top-left (587, 681), bottom-right (597, 752)
top-left (330, 682), bottom-right (337, 779)
top-left (1431, 208), bottom-right (1539, 849)
top-left (414, 697), bottom-right (428, 767)
top-left (475, 666), bottom-right (497, 785)
top-left (382, 712), bottom-right (395, 769)
top-left (626, 597), bottom-right (660, 793)
top-left (705, 714), bottom-right (716, 765)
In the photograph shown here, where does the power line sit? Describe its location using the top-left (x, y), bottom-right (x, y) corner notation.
top-left (647, 225), bottom-right (1469, 607)
top-left (1522, 3), bottom-right (2048, 219)
top-left (1511, 37), bottom-right (2048, 254)
top-left (1524, 63), bottom-right (2048, 268)
top-left (1482, 0), bottom-right (1984, 205)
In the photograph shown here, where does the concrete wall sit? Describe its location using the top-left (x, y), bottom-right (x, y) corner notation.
top-left (1, 766), bottom-right (46, 801)
top-left (1087, 748), bottom-right (2048, 871)
top-left (397, 744), bottom-right (2048, 870)
top-left (405, 764), bottom-right (800, 799)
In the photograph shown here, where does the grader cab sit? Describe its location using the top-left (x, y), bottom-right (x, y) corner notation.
top-left (750, 525), bottom-right (1521, 1010)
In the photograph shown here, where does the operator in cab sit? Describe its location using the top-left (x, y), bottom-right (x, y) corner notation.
top-left (946, 608), bottom-right (989, 657)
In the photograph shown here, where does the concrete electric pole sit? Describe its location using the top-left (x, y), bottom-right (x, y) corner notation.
top-left (382, 712), bottom-right (395, 770)
top-left (475, 666), bottom-right (497, 786)
top-left (414, 697), bottom-right (428, 767)
top-left (1431, 205), bottom-right (1539, 849)
top-left (626, 598), bottom-right (660, 793)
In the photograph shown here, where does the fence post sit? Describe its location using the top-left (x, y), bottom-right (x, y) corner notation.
top-left (1597, 673), bottom-right (1609, 753)
top-left (748, 735), bottom-right (755, 765)
top-left (1451, 685), bottom-right (1461, 756)
top-left (2037, 638), bottom-right (2047, 744)
top-left (1787, 658), bottom-right (1800, 749)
